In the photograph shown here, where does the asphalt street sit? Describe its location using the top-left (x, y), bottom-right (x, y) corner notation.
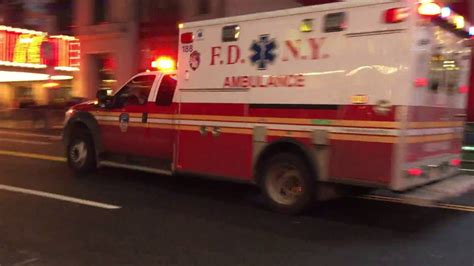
top-left (0, 128), bottom-right (473, 266)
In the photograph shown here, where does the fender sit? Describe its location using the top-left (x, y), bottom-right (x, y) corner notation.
top-left (253, 136), bottom-right (319, 182)
top-left (63, 111), bottom-right (103, 154)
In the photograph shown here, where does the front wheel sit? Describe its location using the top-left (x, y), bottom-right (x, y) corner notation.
top-left (67, 132), bottom-right (96, 175)
top-left (259, 153), bottom-right (316, 215)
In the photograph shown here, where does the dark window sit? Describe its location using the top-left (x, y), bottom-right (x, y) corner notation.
top-left (156, 75), bottom-right (177, 106)
top-left (50, 0), bottom-right (73, 34)
top-left (222, 25), bottom-right (240, 42)
top-left (428, 54), bottom-right (461, 94)
top-left (115, 75), bottom-right (155, 107)
top-left (94, 0), bottom-right (107, 24)
top-left (197, 0), bottom-right (210, 15)
top-left (324, 12), bottom-right (346, 32)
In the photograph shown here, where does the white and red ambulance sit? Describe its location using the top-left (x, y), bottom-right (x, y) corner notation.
top-left (64, 0), bottom-right (473, 213)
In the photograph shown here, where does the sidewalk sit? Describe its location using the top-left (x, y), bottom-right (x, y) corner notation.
top-left (0, 108), bottom-right (64, 132)
top-left (0, 120), bottom-right (63, 133)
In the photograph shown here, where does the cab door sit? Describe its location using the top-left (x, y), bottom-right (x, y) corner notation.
top-left (98, 74), bottom-right (158, 156)
top-left (143, 74), bottom-right (178, 164)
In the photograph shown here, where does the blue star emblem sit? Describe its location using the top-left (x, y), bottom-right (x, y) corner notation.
top-left (250, 35), bottom-right (277, 70)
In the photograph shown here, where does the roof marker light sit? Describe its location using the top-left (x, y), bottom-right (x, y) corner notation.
top-left (454, 15), bottom-right (465, 29)
top-left (441, 7), bottom-right (451, 18)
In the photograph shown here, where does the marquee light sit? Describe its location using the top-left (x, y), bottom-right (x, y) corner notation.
top-left (0, 25), bottom-right (80, 70)
top-left (0, 71), bottom-right (72, 82)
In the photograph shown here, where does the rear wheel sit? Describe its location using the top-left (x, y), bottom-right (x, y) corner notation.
top-left (67, 131), bottom-right (96, 174)
top-left (259, 153), bottom-right (315, 214)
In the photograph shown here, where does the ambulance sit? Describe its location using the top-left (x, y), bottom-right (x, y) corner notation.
top-left (64, 0), bottom-right (473, 213)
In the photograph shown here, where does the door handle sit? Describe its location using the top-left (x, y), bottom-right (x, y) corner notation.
top-left (199, 126), bottom-right (208, 136)
top-left (212, 127), bottom-right (221, 137)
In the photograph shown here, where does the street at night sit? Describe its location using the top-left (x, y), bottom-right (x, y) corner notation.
top-left (0, 129), bottom-right (472, 266)
top-left (1, 0), bottom-right (474, 265)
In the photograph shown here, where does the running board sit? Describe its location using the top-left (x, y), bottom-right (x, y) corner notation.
top-left (398, 175), bottom-right (474, 206)
top-left (99, 161), bottom-right (173, 176)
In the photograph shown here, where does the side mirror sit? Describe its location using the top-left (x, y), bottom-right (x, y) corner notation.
top-left (96, 89), bottom-right (112, 107)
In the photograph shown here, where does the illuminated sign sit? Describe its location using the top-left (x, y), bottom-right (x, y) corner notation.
top-left (0, 25), bottom-right (79, 70)
top-left (13, 34), bottom-right (46, 64)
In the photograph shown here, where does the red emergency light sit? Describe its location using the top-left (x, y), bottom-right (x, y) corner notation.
top-left (385, 8), bottom-right (409, 23)
top-left (181, 32), bottom-right (194, 44)
top-left (151, 56), bottom-right (176, 72)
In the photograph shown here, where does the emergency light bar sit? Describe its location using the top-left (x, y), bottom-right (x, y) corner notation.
top-left (414, 1), bottom-right (473, 38)
top-left (418, 1), bottom-right (441, 17)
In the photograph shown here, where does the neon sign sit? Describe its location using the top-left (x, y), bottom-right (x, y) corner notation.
top-left (0, 25), bottom-right (79, 70)
top-left (13, 34), bottom-right (46, 64)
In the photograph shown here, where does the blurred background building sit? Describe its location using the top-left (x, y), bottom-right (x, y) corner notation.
top-left (0, 0), bottom-right (78, 109)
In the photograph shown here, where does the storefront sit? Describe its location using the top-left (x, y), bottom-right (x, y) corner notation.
top-left (0, 25), bottom-right (80, 108)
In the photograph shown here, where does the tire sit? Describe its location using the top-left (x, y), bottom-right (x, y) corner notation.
top-left (67, 131), bottom-right (96, 175)
top-left (259, 153), bottom-right (315, 215)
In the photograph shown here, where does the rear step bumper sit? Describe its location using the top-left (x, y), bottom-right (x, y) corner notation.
top-left (396, 175), bottom-right (474, 206)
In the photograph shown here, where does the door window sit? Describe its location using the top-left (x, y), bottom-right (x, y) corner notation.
top-left (114, 75), bottom-right (156, 107)
top-left (428, 53), bottom-right (461, 95)
top-left (156, 74), bottom-right (177, 106)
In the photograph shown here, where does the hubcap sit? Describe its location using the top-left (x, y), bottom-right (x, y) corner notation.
top-left (266, 164), bottom-right (304, 206)
top-left (70, 141), bottom-right (87, 168)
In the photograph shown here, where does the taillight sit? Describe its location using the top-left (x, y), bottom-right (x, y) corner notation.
top-left (450, 159), bottom-right (461, 167)
top-left (180, 32), bottom-right (194, 44)
top-left (459, 85), bottom-right (469, 94)
top-left (385, 8), bottom-right (409, 23)
top-left (418, 1), bottom-right (441, 17)
top-left (407, 168), bottom-right (424, 177)
top-left (414, 78), bottom-right (428, 87)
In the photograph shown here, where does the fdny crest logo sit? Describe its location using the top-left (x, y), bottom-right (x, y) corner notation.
top-left (250, 35), bottom-right (277, 70)
top-left (119, 113), bottom-right (129, 133)
top-left (189, 50), bottom-right (201, 71)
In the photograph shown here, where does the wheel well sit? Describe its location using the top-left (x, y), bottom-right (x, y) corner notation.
top-left (71, 122), bottom-right (91, 136)
top-left (255, 140), bottom-right (317, 182)
top-left (65, 121), bottom-right (92, 146)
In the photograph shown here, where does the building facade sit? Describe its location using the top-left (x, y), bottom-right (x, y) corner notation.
top-left (0, 0), bottom-right (77, 108)
top-left (0, 27), bottom-right (79, 108)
